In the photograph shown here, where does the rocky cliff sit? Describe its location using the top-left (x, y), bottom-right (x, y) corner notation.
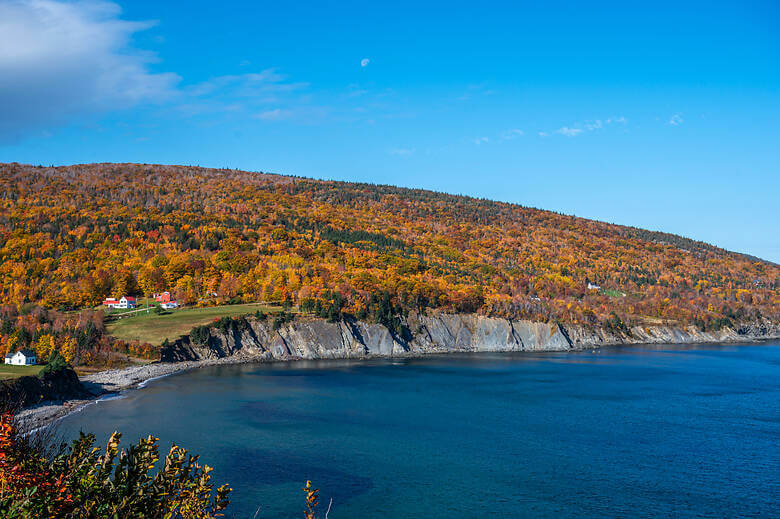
top-left (0, 368), bottom-right (89, 409)
top-left (160, 312), bottom-right (780, 362)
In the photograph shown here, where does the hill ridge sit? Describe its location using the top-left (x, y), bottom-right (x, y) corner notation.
top-left (1, 162), bottom-right (777, 364)
top-left (8, 161), bottom-right (765, 260)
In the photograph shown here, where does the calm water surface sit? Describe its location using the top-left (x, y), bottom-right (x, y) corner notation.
top-left (59, 343), bottom-right (780, 518)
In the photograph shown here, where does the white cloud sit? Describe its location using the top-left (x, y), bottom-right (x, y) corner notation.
top-left (500, 129), bottom-right (524, 141)
top-left (584, 120), bottom-right (603, 131)
top-left (538, 116), bottom-right (627, 139)
top-left (250, 106), bottom-right (330, 123)
top-left (0, 0), bottom-right (179, 142)
top-left (473, 136), bottom-right (489, 145)
top-left (361, 58), bottom-right (370, 67)
top-left (173, 69), bottom-right (314, 119)
top-left (669, 114), bottom-right (683, 126)
top-left (186, 69), bottom-right (299, 98)
top-left (556, 127), bottom-right (583, 137)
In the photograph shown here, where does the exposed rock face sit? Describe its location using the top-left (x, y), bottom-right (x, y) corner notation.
top-left (0, 368), bottom-right (88, 409)
top-left (160, 313), bottom-right (780, 363)
top-left (560, 323), bottom-right (745, 348)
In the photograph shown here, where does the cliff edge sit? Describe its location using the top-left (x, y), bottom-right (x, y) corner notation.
top-left (160, 312), bottom-right (780, 362)
top-left (0, 368), bottom-right (89, 409)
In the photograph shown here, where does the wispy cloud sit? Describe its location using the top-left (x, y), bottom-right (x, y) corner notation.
top-left (500, 129), bottom-right (524, 141)
top-left (669, 114), bottom-right (683, 126)
top-left (0, 0), bottom-right (179, 142)
top-left (584, 120), bottom-right (603, 131)
top-left (172, 68), bottom-right (318, 121)
top-left (186, 69), bottom-right (305, 98)
top-left (473, 136), bottom-right (490, 145)
top-left (0, 1), bottom-right (388, 139)
top-left (539, 116), bottom-right (627, 138)
top-left (556, 127), bottom-right (583, 137)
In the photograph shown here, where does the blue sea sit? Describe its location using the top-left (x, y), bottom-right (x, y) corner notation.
top-left (58, 343), bottom-right (780, 518)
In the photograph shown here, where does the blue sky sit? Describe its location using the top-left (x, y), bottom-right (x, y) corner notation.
top-left (1, 0), bottom-right (779, 262)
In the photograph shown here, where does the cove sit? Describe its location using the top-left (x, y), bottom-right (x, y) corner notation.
top-left (57, 343), bottom-right (780, 518)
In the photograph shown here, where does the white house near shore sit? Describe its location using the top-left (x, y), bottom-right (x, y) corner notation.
top-left (4, 349), bottom-right (37, 365)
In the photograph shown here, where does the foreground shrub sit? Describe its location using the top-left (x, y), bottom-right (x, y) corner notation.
top-left (302, 480), bottom-right (320, 519)
top-left (0, 412), bottom-right (231, 518)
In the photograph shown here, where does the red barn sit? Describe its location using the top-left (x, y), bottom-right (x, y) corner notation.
top-left (153, 291), bottom-right (172, 303)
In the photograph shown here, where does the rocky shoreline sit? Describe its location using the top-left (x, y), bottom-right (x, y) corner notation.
top-left (17, 312), bottom-right (780, 432)
top-left (161, 312), bottom-right (780, 362)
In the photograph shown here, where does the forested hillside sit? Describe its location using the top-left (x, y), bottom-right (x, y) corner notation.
top-left (0, 163), bottom-right (777, 363)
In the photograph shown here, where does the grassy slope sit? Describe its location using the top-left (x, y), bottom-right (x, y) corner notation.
top-left (0, 365), bottom-right (42, 380)
top-left (105, 303), bottom-right (282, 346)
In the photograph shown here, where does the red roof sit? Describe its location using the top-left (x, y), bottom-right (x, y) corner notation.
top-left (124, 297), bottom-right (136, 302)
top-left (154, 292), bottom-right (172, 302)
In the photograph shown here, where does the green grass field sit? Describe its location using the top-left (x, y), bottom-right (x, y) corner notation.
top-left (105, 303), bottom-right (282, 346)
top-left (0, 364), bottom-right (42, 380)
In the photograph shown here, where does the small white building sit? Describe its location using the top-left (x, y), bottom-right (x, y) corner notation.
top-left (160, 301), bottom-right (179, 309)
top-left (587, 282), bottom-right (601, 291)
top-left (119, 296), bottom-right (137, 309)
top-left (4, 349), bottom-right (37, 365)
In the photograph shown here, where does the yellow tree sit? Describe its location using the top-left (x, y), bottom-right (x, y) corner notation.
top-left (60, 337), bottom-right (78, 364)
top-left (35, 334), bottom-right (56, 361)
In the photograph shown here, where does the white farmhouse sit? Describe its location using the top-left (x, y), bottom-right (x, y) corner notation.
top-left (118, 296), bottom-right (137, 309)
top-left (160, 301), bottom-right (179, 310)
top-left (102, 296), bottom-right (137, 309)
top-left (4, 349), bottom-right (37, 365)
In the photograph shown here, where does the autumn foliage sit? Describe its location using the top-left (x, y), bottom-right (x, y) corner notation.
top-left (0, 410), bottom-right (230, 518)
top-left (0, 304), bottom-right (152, 368)
top-left (0, 162), bottom-right (777, 356)
top-left (303, 480), bottom-right (320, 519)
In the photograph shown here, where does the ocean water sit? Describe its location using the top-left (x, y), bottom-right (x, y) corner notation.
top-left (58, 343), bottom-right (780, 518)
